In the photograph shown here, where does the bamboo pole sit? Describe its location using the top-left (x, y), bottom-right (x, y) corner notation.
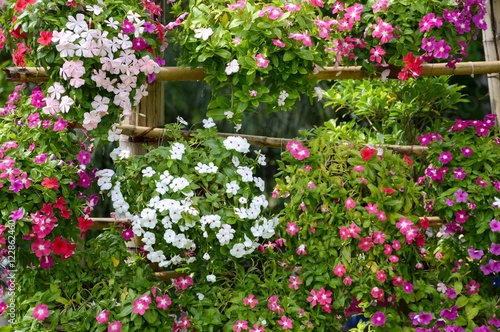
top-left (5, 61), bottom-right (500, 83)
top-left (483, 0), bottom-right (500, 121)
top-left (115, 124), bottom-right (430, 155)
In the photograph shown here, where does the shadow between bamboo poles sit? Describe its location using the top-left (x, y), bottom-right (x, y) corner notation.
top-left (5, 61), bottom-right (500, 83)
top-left (116, 124), bottom-right (429, 155)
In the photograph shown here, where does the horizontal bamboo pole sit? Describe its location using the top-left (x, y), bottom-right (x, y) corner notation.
top-left (5, 61), bottom-right (500, 83)
top-left (117, 124), bottom-right (429, 154)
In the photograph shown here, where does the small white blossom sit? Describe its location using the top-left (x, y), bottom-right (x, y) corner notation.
top-left (169, 177), bottom-right (190, 192)
top-left (109, 147), bottom-right (130, 161)
top-left (197, 293), bottom-right (205, 300)
top-left (194, 27), bottom-right (213, 40)
top-left (224, 111), bottom-right (234, 119)
top-left (237, 166), bottom-right (254, 182)
top-left (176, 116), bottom-right (188, 125)
top-left (206, 274), bottom-right (216, 282)
top-left (230, 243), bottom-right (247, 258)
top-left (254, 177), bottom-right (265, 192)
top-left (226, 180), bottom-right (240, 195)
top-left (225, 59), bottom-right (240, 75)
top-left (142, 166), bottom-right (156, 178)
top-left (142, 231), bottom-right (156, 245)
top-left (216, 224), bottom-right (235, 245)
top-left (164, 229), bottom-right (176, 243)
top-left (203, 253), bottom-right (211, 260)
top-left (202, 117), bottom-right (216, 128)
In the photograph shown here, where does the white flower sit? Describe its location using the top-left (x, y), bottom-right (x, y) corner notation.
top-left (66, 13), bottom-right (88, 34)
top-left (194, 27), bottom-right (213, 40)
top-left (195, 162), bottom-right (209, 174)
top-left (207, 162), bottom-right (218, 173)
top-left (203, 253), bottom-right (211, 260)
top-left (230, 243), bottom-right (247, 258)
top-left (314, 86), bottom-right (323, 100)
top-left (223, 136), bottom-right (250, 153)
top-left (109, 147), bottom-right (130, 161)
top-left (164, 229), bottom-right (176, 243)
top-left (142, 166), bottom-right (156, 178)
top-left (160, 170), bottom-right (173, 184)
top-left (232, 155), bottom-right (240, 167)
top-left (234, 207), bottom-right (247, 219)
top-left (59, 95), bottom-right (74, 113)
top-left (226, 181), bottom-right (240, 195)
top-left (437, 282), bottom-right (448, 293)
top-left (97, 176), bottom-right (112, 191)
top-left (169, 177), bottom-right (189, 192)
top-left (257, 153), bottom-right (267, 166)
top-left (234, 123), bottom-right (242, 132)
top-left (246, 205), bottom-right (260, 219)
top-left (176, 116), bottom-right (188, 125)
top-left (170, 142), bottom-right (186, 160)
top-left (202, 117), bottom-right (216, 128)
top-left (169, 207), bottom-right (182, 223)
top-left (105, 17), bottom-right (119, 29)
top-left (142, 231), bottom-right (156, 245)
top-left (224, 111), bottom-right (234, 119)
top-left (155, 181), bottom-right (169, 195)
top-left (254, 177), bottom-right (265, 192)
top-left (47, 82), bottom-right (65, 100)
top-left (86, 5), bottom-right (104, 15)
top-left (96, 169), bottom-right (115, 178)
top-left (237, 166), bottom-right (253, 182)
top-left (225, 59), bottom-right (240, 75)
top-left (108, 125), bottom-right (122, 142)
top-left (197, 293), bottom-right (205, 300)
top-left (148, 195), bottom-right (160, 208)
top-left (216, 224), bottom-right (235, 245)
top-left (172, 233), bottom-right (188, 249)
top-left (147, 250), bottom-right (166, 263)
top-left (239, 197), bottom-right (247, 204)
top-left (206, 274), bottom-right (216, 282)
top-left (493, 197), bottom-right (500, 208)
top-left (91, 95), bottom-right (110, 114)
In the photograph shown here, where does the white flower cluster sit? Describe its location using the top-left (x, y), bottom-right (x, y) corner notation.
top-left (97, 133), bottom-right (276, 265)
top-left (43, 7), bottom-right (161, 135)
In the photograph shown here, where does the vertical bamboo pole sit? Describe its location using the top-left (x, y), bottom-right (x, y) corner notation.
top-left (483, 0), bottom-right (500, 120)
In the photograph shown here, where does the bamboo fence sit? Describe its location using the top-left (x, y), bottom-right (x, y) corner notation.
top-left (5, 60), bottom-right (500, 83)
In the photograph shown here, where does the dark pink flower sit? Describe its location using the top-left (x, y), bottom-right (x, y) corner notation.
top-left (32, 304), bottom-right (49, 321)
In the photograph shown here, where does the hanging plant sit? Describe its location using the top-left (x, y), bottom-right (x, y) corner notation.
top-left (0, 0), bottom-right (166, 140)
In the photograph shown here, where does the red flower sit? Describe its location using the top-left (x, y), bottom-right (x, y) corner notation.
top-left (419, 217), bottom-right (429, 230)
top-left (398, 52), bottom-right (423, 81)
top-left (41, 177), bottom-right (59, 189)
top-left (78, 216), bottom-right (94, 232)
top-left (12, 43), bottom-right (30, 67)
top-left (382, 188), bottom-right (394, 194)
top-left (37, 31), bottom-right (53, 46)
top-left (360, 147), bottom-right (376, 160)
top-left (403, 154), bottom-right (414, 166)
top-left (14, 0), bottom-right (36, 13)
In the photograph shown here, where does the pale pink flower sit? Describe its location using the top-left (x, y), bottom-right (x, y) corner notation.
top-left (255, 54), bottom-right (269, 68)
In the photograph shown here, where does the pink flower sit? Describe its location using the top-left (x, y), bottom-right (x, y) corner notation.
top-left (32, 304), bottom-right (49, 321)
top-left (108, 321), bottom-right (122, 332)
top-left (250, 324), bottom-right (265, 332)
top-left (259, 6), bottom-right (283, 20)
top-left (96, 310), bottom-right (110, 324)
top-left (376, 270), bottom-right (387, 283)
top-left (255, 54), bottom-right (269, 68)
top-left (369, 45), bottom-right (386, 64)
top-left (174, 276), bottom-right (194, 290)
top-left (419, 13), bottom-right (443, 32)
top-left (343, 276), bottom-right (352, 285)
top-left (365, 203), bottom-right (378, 214)
top-left (233, 320), bottom-right (249, 332)
top-left (249, 90), bottom-right (257, 97)
top-left (31, 239), bottom-right (51, 258)
top-left (288, 31), bottom-right (312, 47)
top-left (277, 315), bottom-right (293, 330)
top-left (372, 231), bottom-right (386, 244)
top-left (353, 165), bottom-right (365, 172)
top-left (371, 18), bottom-right (394, 43)
top-left (121, 19), bottom-right (135, 34)
top-left (284, 3), bottom-right (301, 11)
top-left (333, 264), bottom-right (346, 277)
top-left (358, 236), bottom-right (374, 252)
top-left (156, 294), bottom-right (172, 310)
top-left (286, 222), bottom-right (299, 236)
top-left (272, 38), bottom-right (286, 48)
top-left (243, 294), bottom-right (259, 308)
top-left (371, 286), bottom-right (384, 300)
top-left (132, 299), bottom-right (149, 315)
top-left (227, 0), bottom-right (246, 10)
top-left (288, 276), bottom-right (302, 290)
top-left (345, 198), bottom-right (356, 210)
top-left (296, 244), bottom-right (307, 255)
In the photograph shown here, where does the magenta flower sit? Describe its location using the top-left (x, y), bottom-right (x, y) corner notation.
top-left (132, 37), bottom-right (148, 51)
top-left (453, 167), bottom-right (466, 180)
top-left (250, 324), bottom-right (265, 332)
top-left (468, 246), bottom-right (484, 260)
top-left (419, 13), bottom-right (443, 32)
top-left (461, 147), bottom-right (473, 157)
top-left (77, 150), bottom-right (91, 165)
top-left (108, 321), bottom-right (123, 332)
top-left (454, 189), bottom-right (468, 203)
top-left (353, 165), bottom-right (365, 172)
top-left (296, 244), bottom-right (307, 255)
top-left (32, 304), bottom-right (49, 321)
top-left (466, 280), bottom-right (480, 295)
top-left (491, 219), bottom-right (500, 232)
top-left (9, 208), bottom-right (23, 221)
top-left (438, 151), bottom-right (452, 164)
top-left (365, 202), bottom-right (378, 214)
top-left (445, 287), bottom-right (457, 299)
top-left (403, 281), bottom-right (413, 293)
top-left (122, 228), bottom-right (134, 240)
top-left (53, 118), bottom-right (67, 131)
top-left (121, 19), bottom-right (135, 34)
top-left (371, 18), bottom-right (394, 43)
top-left (96, 310), bottom-right (110, 324)
top-left (371, 311), bottom-right (386, 326)
top-left (34, 153), bottom-right (48, 164)
top-left (491, 243), bottom-right (500, 255)
top-left (440, 305), bottom-right (458, 321)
